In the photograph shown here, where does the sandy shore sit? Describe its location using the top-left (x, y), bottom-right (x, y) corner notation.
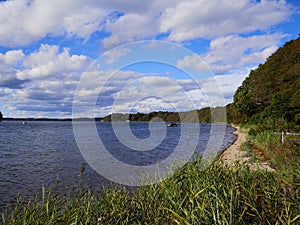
top-left (221, 125), bottom-right (275, 172)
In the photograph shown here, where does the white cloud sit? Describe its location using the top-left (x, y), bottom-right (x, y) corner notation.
top-left (16, 44), bottom-right (91, 80)
top-left (102, 12), bottom-right (159, 48)
top-left (105, 47), bottom-right (131, 64)
top-left (177, 54), bottom-right (210, 71)
top-left (213, 71), bottom-right (249, 103)
top-left (0, 50), bottom-right (25, 66)
top-left (177, 33), bottom-right (284, 74)
top-left (97, 75), bottom-right (223, 114)
top-left (0, 0), bottom-right (107, 47)
top-left (73, 72), bottom-right (208, 116)
top-left (0, 0), bottom-right (173, 48)
top-left (160, 0), bottom-right (292, 42)
top-left (205, 34), bottom-right (284, 73)
top-left (0, 44), bottom-right (93, 118)
top-left (0, 0), bottom-right (293, 49)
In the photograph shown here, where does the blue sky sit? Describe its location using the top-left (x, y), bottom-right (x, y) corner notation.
top-left (0, 0), bottom-right (299, 118)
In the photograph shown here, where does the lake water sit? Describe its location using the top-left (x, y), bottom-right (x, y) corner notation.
top-left (0, 121), bottom-right (236, 212)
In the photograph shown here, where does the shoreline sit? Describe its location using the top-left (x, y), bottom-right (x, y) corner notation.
top-left (220, 125), bottom-right (246, 167)
top-left (221, 125), bottom-right (275, 171)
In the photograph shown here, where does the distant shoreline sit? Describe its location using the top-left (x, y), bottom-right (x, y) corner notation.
top-left (1, 117), bottom-right (103, 122)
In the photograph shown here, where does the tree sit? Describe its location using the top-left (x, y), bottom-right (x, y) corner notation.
top-left (233, 77), bottom-right (258, 117)
top-left (0, 111), bottom-right (2, 122)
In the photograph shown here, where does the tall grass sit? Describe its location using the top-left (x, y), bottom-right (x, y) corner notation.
top-left (2, 156), bottom-right (300, 225)
top-left (250, 127), bottom-right (300, 180)
top-left (253, 130), bottom-right (281, 150)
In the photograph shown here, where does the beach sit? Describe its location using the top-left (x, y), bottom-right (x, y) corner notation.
top-left (221, 125), bottom-right (275, 172)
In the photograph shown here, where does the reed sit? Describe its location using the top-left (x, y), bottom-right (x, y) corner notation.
top-left (2, 154), bottom-right (300, 224)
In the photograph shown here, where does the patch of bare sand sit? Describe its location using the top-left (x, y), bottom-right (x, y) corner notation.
top-left (221, 125), bottom-right (275, 172)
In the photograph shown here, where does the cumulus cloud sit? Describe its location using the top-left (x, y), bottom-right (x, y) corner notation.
top-left (177, 54), bottom-right (210, 71)
top-left (177, 33), bottom-right (285, 74)
top-left (0, 0), bottom-right (108, 47)
top-left (214, 70), bottom-right (250, 103)
top-left (0, 0), bottom-right (293, 48)
top-left (91, 75), bottom-right (225, 115)
top-left (0, 50), bottom-right (25, 66)
top-left (160, 0), bottom-right (292, 42)
top-left (0, 44), bottom-right (92, 118)
top-left (73, 69), bottom-right (206, 117)
top-left (102, 0), bottom-right (293, 48)
top-left (0, 0), bottom-right (167, 48)
top-left (205, 34), bottom-right (285, 73)
top-left (108, 76), bottom-right (195, 114)
top-left (6, 78), bottom-right (78, 117)
top-left (105, 47), bottom-right (131, 64)
top-left (102, 12), bottom-right (160, 48)
top-left (0, 53), bottom-right (28, 89)
top-left (0, 76), bottom-right (29, 89)
top-left (16, 44), bottom-right (91, 80)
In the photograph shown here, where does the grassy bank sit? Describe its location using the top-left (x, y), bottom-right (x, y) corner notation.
top-left (2, 128), bottom-right (300, 224)
top-left (3, 164), bottom-right (300, 224)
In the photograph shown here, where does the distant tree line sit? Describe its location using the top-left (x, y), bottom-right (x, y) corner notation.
top-left (0, 111), bottom-right (2, 122)
top-left (101, 107), bottom-right (229, 123)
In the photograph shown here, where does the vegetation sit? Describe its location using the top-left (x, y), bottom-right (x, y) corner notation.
top-left (101, 107), bottom-right (227, 123)
top-left (233, 37), bottom-right (300, 128)
top-left (0, 111), bottom-right (2, 122)
top-left (245, 124), bottom-right (300, 175)
top-left (2, 154), bottom-right (299, 224)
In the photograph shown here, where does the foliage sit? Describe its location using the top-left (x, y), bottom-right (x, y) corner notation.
top-left (233, 75), bottom-right (259, 117)
top-left (0, 111), bottom-right (2, 122)
top-left (103, 108), bottom-right (212, 123)
top-left (233, 37), bottom-right (300, 126)
top-left (226, 103), bottom-right (244, 124)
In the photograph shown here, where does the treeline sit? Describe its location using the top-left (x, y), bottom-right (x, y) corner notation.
top-left (102, 106), bottom-right (232, 123)
top-left (233, 36), bottom-right (300, 130)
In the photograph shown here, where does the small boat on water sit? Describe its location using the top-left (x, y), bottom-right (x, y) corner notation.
top-left (167, 122), bottom-right (178, 127)
top-left (22, 121), bottom-right (27, 124)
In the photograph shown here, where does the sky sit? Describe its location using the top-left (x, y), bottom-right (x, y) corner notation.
top-left (0, 0), bottom-right (299, 118)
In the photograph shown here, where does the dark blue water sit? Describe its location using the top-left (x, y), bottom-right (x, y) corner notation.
top-left (0, 121), bottom-right (236, 212)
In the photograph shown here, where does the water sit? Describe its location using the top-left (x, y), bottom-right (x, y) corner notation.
top-left (0, 121), bottom-right (236, 212)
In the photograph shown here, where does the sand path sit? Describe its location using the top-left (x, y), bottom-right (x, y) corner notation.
top-left (221, 125), bottom-right (275, 172)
